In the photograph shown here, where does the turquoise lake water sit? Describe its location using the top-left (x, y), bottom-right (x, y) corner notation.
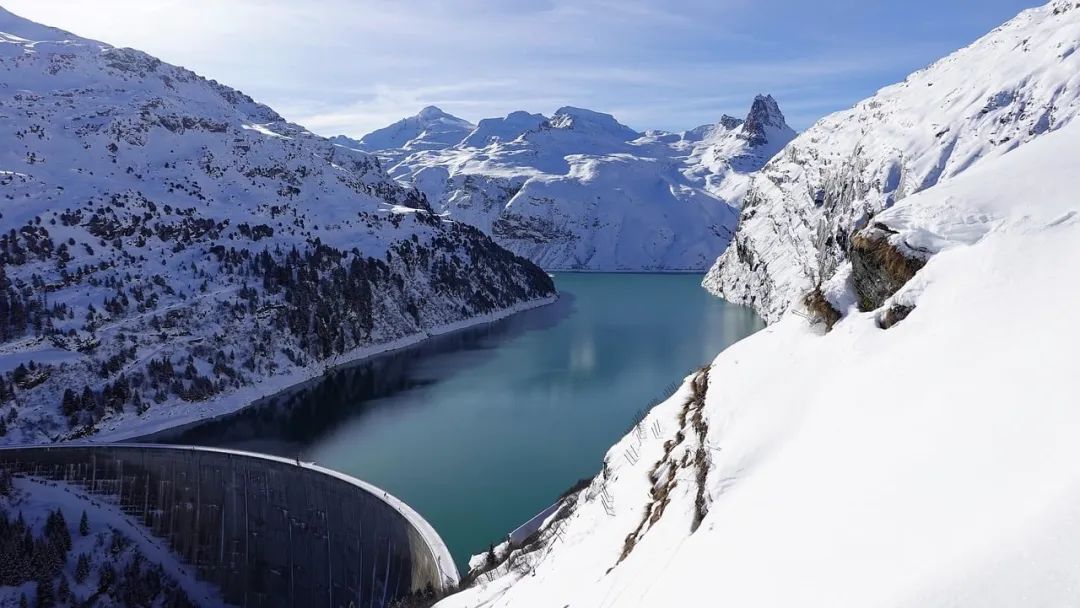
top-left (152, 273), bottom-right (763, 570)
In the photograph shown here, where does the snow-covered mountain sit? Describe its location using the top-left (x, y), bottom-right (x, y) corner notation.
top-left (368, 97), bottom-right (795, 271)
top-left (704, 0), bottom-right (1080, 322)
top-left (0, 7), bottom-right (554, 443)
top-left (330, 105), bottom-right (475, 166)
top-left (437, 4), bottom-right (1080, 606)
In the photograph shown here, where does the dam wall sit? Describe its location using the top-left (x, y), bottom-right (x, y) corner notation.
top-left (0, 444), bottom-right (458, 608)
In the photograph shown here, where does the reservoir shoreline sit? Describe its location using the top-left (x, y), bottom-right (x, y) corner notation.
top-left (147, 274), bottom-right (763, 570)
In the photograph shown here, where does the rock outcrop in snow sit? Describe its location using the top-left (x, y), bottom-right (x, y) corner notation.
top-left (705, 0), bottom-right (1080, 322)
top-left (0, 8), bottom-right (554, 443)
top-left (367, 98), bottom-right (795, 271)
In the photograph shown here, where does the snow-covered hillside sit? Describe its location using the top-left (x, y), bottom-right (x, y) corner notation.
top-left (705, 0), bottom-right (1080, 321)
top-left (0, 7), bottom-right (554, 443)
top-left (357, 97), bottom-right (795, 271)
top-left (438, 100), bottom-right (1080, 608)
top-left (330, 105), bottom-right (475, 167)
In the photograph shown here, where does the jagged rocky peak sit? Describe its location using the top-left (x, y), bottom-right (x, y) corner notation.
top-left (739, 94), bottom-right (792, 146)
top-left (719, 114), bottom-right (745, 130)
top-left (681, 98), bottom-right (786, 144)
top-left (547, 106), bottom-right (640, 141)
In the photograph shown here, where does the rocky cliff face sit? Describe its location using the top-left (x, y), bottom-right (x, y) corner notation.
top-left (739, 94), bottom-right (789, 147)
top-left (704, 0), bottom-right (1080, 322)
top-left (848, 226), bottom-right (927, 313)
top-left (370, 98), bottom-right (795, 271)
top-left (0, 8), bottom-right (553, 442)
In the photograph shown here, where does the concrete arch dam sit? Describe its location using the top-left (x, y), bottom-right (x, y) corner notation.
top-left (0, 444), bottom-right (458, 608)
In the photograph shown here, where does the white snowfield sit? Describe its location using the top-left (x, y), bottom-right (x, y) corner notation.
top-left (0, 7), bottom-right (553, 443)
top-left (706, 0), bottom-right (1080, 322)
top-left (439, 114), bottom-right (1080, 608)
top-left (354, 98), bottom-right (795, 271)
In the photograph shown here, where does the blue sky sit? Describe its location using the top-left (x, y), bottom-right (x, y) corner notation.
top-left (4, 0), bottom-right (1041, 136)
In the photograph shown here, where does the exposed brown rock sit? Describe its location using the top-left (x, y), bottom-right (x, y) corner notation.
top-left (850, 230), bottom-right (926, 311)
top-left (878, 304), bottom-right (916, 329)
top-left (803, 287), bottom-right (842, 331)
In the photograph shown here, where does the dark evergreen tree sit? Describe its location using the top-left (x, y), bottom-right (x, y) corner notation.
top-left (60, 389), bottom-right (79, 417)
top-left (79, 510), bottom-right (89, 536)
top-left (80, 386), bottom-right (95, 411)
top-left (98, 561), bottom-right (116, 591)
top-left (74, 552), bottom-right (90, 584)
top-left (34, 574), bottom-right (55, 608)
top-left (56, 574), bottom-right (70, 603)
top-left (44, 509), bottom-right (71, 553)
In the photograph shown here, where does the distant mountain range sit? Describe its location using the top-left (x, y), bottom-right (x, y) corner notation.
top-left (0, 6), bottom-right (554, 443)
top-left (337, 96), bottom-right (796, 271)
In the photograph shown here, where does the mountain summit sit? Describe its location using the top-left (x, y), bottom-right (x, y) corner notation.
top-left (459, 110), bottom-right (550, 148)
top-left (546, 107), bottom-right (640, 141)
top-left (740, 94), bottom-right (794, 146)
top-left (331, 106), bottom-right (475, 160)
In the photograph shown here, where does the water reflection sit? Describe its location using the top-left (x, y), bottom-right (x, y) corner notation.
top-left (145, 274), bottom-right (762, 571)
top-left (148, 293), bottom-right (577, 454)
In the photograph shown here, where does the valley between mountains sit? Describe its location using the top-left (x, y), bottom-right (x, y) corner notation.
top-left (2, 1), bottom-right (1080, 606)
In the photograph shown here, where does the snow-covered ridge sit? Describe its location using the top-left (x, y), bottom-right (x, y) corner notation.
top-left (0, 7), bottom-right (554, 443)
top-left (439, 114), bottom-right (1080, 608)
top-left (705, 0), bottom-right (1080, 321)
top-left (460, 110), bottom-right (549, 148)
top-left (363, 96), bottom-right (795, 271)
top-left (330, 105), bottom-right (476, 166)
top-left (546, 106), bottom-right (641, 141)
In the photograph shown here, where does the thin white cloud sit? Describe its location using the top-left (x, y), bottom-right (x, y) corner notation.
top-left (2, 0), bottom-right (1035, 135)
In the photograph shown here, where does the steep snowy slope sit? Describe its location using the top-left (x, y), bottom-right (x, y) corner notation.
top-left (330, 106), bottom-right (475, 166)
top-left (379, 97), bottom-right (795, 271)
top-left (0, 8), bottom-right (554, 443)
top-left (439, 106), bottom-right (1080, 608)
top-left (705, 0), bottom-right (1080, 321)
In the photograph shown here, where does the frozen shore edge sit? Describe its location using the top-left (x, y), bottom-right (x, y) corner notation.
top-left (87, 294), bottom-right (560, 444)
